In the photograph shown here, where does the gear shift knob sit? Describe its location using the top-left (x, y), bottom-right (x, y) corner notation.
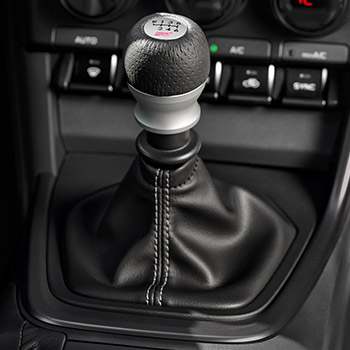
top-left (124, 13), bottom-right (210, 135)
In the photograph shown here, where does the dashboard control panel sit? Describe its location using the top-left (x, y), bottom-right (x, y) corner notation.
top-left (25, 0), bottom-right (350, 111)
top-left (53, 32), bottom-right (344, 110)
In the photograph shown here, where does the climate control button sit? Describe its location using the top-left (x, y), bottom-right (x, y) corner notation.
top-left (282, 42), bottom-right (349, 64)
top-left (208, 37), bottom-right (272, 60)
top-left (285, 68), bottom-right (326, 100)
top-left (54, 27), bottom-right (119, 51)
top-left (233, 66), bottom-right (270, 96)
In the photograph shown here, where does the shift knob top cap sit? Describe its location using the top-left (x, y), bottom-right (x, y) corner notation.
top-left (124, 13), bottom-right (210, 97)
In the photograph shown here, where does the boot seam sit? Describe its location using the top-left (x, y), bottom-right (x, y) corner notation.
top-left (17, 321), bottom-right (27, 350)
top-left (173, 157), bottom-right (199, 189)
top-left (145, 168), bottom-right (161, 305)
top-left (159, 170), bottom-right (170, 306)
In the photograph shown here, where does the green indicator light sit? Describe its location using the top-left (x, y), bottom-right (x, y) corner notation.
top-left (210, 44), bottom-right (218, 53)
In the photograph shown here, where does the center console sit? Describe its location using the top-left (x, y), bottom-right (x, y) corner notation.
top-left (7, 0), bottom-right (350, 349)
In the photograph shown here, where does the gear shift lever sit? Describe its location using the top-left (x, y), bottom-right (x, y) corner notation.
top-left (64, 13), bottom-right (296, 310)
top-left (124, 13), bottom-right (210, 165)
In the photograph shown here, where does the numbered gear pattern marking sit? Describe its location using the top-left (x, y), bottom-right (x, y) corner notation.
top-left (125, 13), bottom-right (210, 96)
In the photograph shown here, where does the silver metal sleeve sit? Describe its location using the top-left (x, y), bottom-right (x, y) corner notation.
top-left (128, 83), bottom-right (206, 135)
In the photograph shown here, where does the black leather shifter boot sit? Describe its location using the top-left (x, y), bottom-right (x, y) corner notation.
top-left (64, 13), bottom-right (296, 311)
top-left (65, 155), bottom-right (295, 309)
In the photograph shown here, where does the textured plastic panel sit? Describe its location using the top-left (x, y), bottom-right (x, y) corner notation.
top-left (59, 95), bottom-right (341, 170)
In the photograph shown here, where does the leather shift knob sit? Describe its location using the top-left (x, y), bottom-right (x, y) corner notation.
top-left (124, 13), bottom-right (210, 134)
top-left (124, 12), bottom-right (210, 96)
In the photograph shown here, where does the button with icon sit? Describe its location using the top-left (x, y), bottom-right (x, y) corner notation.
top-left (285, 68), bottom-right (325, 99)
top-left (70, 54), bottom-right (118, 92)
top-left (233, 66), bottom-right (269, 96)
top-left (86, 65), bottom-right (102, 79)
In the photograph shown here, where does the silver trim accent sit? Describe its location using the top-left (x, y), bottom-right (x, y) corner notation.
top-left (63, 54), bottom-right (75, 90)
top-left (268, 64), bottom-right (276, 98)
top-left (128, 83), bottom-right (206, 135)
top-left (321, 68), bottom-right (328, 107)
top-left (109, 54), bottom-right (118, 91)
top-left (214, 61), bottom-right (223, 99)
top-left (321, 68), bottom-right (329, 90)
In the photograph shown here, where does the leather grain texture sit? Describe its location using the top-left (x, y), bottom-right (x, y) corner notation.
top-left (17, 322), bottom-right (66, 350)
top-left (64, 157), bottom-right (296, 310)
top-left (124, 13), bottom-right (210, 96)
top-left (0, 286), bottom-right (66, 350)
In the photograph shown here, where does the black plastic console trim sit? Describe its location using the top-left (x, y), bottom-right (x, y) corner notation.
top-left (21, 114), bottom-right (350, 343)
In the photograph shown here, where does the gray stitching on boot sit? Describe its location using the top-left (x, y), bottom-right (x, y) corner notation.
top-left (146, 169), bottom-right (161, 305)
top-left (18, 321), bottom-right (27, 350)
top-left (173, 157), bottom-right (199, 189)
top-left (159, 170), bottom-right (170, 306)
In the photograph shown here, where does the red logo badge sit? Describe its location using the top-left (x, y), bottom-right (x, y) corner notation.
top-left (154, 32), bottom-right (173, 37)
